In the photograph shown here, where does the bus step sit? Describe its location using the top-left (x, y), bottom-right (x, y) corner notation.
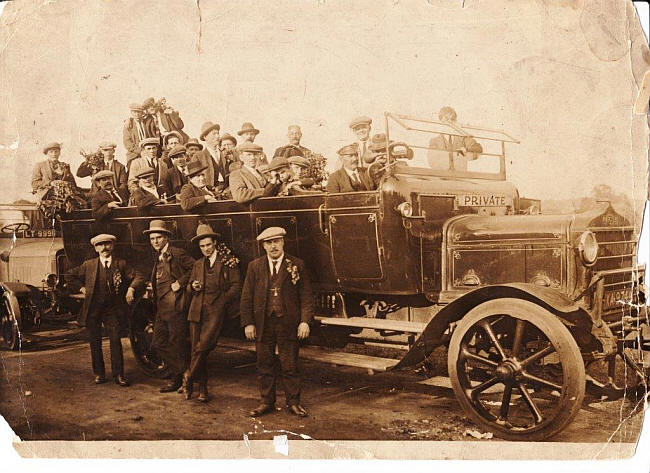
top-left (317, 316), bottom-right (426, 334)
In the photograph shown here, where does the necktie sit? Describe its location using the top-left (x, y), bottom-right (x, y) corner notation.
top-left (206, 256), bottom-right (212, 268)
top-left (272, 260), bottom-right (279, 276)
top-left (105, 261), bottom-right (114, 293)
top-left (352, 171), bottom-right (362, 190)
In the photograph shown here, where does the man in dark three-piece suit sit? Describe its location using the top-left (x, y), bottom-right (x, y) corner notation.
top-left (67, 234), bottom-right (144, 386)
top-left (241, 226), bottom-right (313, 417)
top-left (325, 143), bottom-right (376, 193)
top-left (144, 219), bottom-right (195, 393)
top-left (182, 223), bottom-right (241, 402)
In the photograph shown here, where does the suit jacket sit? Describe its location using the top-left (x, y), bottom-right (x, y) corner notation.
top-left (67, 257), bottom-right (144, 326)
top-left (130, 187), bottom-right (161, 208)
top-left (427, 134), bottom-right (483, 171)
top-left (325, 167), bottom-right (375, 193)
top-left (273, 144), bottom-right (311, 158)
top-left (190, 149), bottom-right (219, 188)
top-left (150, 246), bottom-right (195, 317)
top-left (160, 165), bottom-right (188, 200)
top-left (240, 254), bottom-right (313, 340)
top-left (186, 257), bottom-right (242, 323)
top-left (91, 189), bottom-right (125, 221)
top-left (159, 111), bottom-right (189, 143)
top-left (127, 156), bottom-right (169, 195)
top-left (77, 159), bottom-right (128, 196)
top-left (228, 166), bottom-right (268, 203)
top-left (202, 146), bottom-right (233, 190)
top-left (123, 118), bottom-right (157, 164)
top-left (179, 182), bottom-right (218, 212)
top-left (31, 160), bottom-right (78, 200)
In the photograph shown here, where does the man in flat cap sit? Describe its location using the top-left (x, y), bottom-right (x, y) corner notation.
top-left (229, 143), bottom-right (279, 203)
top-left (161, 131), bottom-right (184, 169)
top-left (273, 125), bottom-right (312, 160)
top-left (144, 220), bottom-right (195, 393)
top-left (31, 142), bottom-right (79, 202)
top-left (128, 137), bottom-right (169, 197)
top-left (241, 226), bottom-right (313, 417)
top-left (349, 116), bottom-right (374, 167)
top-left (182, 223), bottom-right (241, 402)
top-left (77, 142), bottom-right (128, 198)
top-left (123, 103), bottom-right (156, 167)
top-left (66, 234), bottom-right (143, 386)
top-left (130, 167), bottom-right (164, 208)
top-left (91, 170), bottom-right (125, 223)
top-left (160, 145), bottom-right (189, 201)
top-left (427, 106), bottom-right (483, 171)
top-left (237, 122), bottom-right (268, 166)
top-left (199, 121), bottom-right (233, 191)
top-left (326, 144), bottom-right (376, 193)
top-left (179, 161), bottom-right (220, 212)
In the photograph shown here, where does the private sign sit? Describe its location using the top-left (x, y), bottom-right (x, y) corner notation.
top-left (458, 194), bottom-right (507, 207)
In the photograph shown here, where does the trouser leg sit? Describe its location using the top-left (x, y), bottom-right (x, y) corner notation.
top-left (86, 315), bottom-right (105, 376)
top-left (167, 315), bottom-right (190, 376)
top-left (256, 315), bottom-right (278, 405)
top-left (104, 308), bottom-right (124, 378)
top-left (277, 319), bottom-right (300, 406)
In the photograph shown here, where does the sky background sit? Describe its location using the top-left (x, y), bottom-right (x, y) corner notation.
top-left (0, 0), bottom-right (648, 217)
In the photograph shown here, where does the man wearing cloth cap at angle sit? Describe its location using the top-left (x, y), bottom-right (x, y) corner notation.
top-left (228, 142), bottom-right (280, 203)
top-left (66, 234), bottom-right (144, 386)
top-left (144, 220), bottom-right (195, 393)
top-left (77, 141), bottom-right (128, 198)
top-left (179, 160), bottom-right (220, 212)
top-left (182, 223), bottom-right (241, 402)
top-left (349, 116), bottom-right (374, 168)
top-left (128, 137), bottom-right (169, 197)
top-left (159, 145), bottom-right (190, 201)
top-left (123, 103), bottom-right (157, 167)
top-left (31, 142), bottom-right (79, 202)
top-left (241, 227), bottom-right (314, 417)
top-left (326, 143), bottom-right (376, 193)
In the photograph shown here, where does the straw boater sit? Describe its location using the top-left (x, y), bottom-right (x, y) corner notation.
top-left (229, 142), bottom-right (278, 203)
top-left (31, 142), bottom-right (78, 201)
top-left (77, 141), bottom-right (128, 196)
top-left (179, 160), bottom-right (219, 212)
top-left (67, 233), bottom-right (144, 386)
top-left (349, 115), bottom-right (373, 166)
top-left (144, 220), bottom-right (195, 394)
top-left (182, 223), bottom-right (242, 402)
top-left (240, 226), bottom-right (314, 418)
top-left (326, 143), bottom-right (375, 193)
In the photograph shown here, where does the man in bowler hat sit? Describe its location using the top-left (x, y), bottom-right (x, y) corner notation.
top-left (66, 234), bottom-right (143, 386)
top-left (241, 227), bottom-right (313, 417)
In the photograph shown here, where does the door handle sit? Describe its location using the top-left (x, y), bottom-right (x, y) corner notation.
top-left (318, 204), bottom-right (328, 235)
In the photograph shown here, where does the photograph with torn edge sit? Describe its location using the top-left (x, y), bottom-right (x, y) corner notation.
top-left (0, 0), bottom-right (649, 461)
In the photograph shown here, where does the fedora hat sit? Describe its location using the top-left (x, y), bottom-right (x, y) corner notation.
top-left (42, 142), bottom-right (61, 154)
top-left (266, 156), bottom-right (290, 173)
top-left (200, 121), bottom-right (221, 141)
top-left (191, 223), bottom-right (221, 243)
top-left (185, 138), bottom-right (204, 150)
top-left (186, 160), bottom-right (207, 177)
top-left (93, 170), bottom-right (114, 181)
top-left (143, 219), bottom-right (172, 236)
top-left (237, 122), bottom-right (260, 136)
top-left (90, 233), bottom-right (116, 246)
top-left (162, 131), bottom-right (183, 147)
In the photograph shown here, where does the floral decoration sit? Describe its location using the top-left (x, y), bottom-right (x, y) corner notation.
top-left (216, 242), bottom-right (239, 268)
top-left (285, 258), bottom-right (300, 285)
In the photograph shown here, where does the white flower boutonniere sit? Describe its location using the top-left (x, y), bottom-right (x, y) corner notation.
top-left (285, 258), bottom-right (300, 285)
top-left (113, 270), bottom-right (123, 293)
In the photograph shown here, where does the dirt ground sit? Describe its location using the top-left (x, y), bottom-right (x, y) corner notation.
top-left (0, 324), bottom-right (645, 444)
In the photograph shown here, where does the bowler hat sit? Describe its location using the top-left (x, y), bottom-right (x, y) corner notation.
top-left (185, 138), bottom-right (204, 150)
top-left (256, 226), bottom-right (287, 242)
top-left (139, 137), bottom-right (160, 149)
top-left (200, 121), bottom-right (221, 141)
top-left (219, 133), bottom-right (237, 146)
top-left (143, 219), bottom-right (171, 236)
top-left (186, 160), bottom-right (207, 177)
top-left (288, 156), bottom-right (309, 168)
top-left (99, 141), bottom-right (116, 150)
top-left (42, 142), bottom-right (61, 154)
top-left (90, 233), bottom-right (116, 246)
top-left (237, 122), bottom-right (260, 136)
top-left (135, 166), bottom-right (155, 179)
top-left (162, 131), bottom-right (183, 147)
top-left (238, 142), bottom-right (263, 154)
top-left (93, 170), bottom-right (114, 181)
top-left (349, 116), bottom-right (372, 129)
top-left (168, 145), bottom-right (187, 159)
top-left (266, 156), bottom-right (290, 173)
top-left (191, 223), bottom-right (221, 243)
top-left (337, 143), bottom-right (359, 156)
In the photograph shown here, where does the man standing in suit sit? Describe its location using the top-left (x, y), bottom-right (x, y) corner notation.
top-left (326, 144), bottom-right (376, 193)
top-left (66, 234), bottom-right (143, 386)
top-left (144, 220), bottom-right (195, 393)
top-left (31, 142), bottom-right (78, 201)
top-left (349, 116), bottom-right (374, 167)
top-left (77, 142), bottom-right (128, 198)
top-left (200, 121), bottom-right (232, 191)
top-left (241, 227), bottom-right (313, 417)
top-left (229, 143), bottom-right (279, 203)
top-left (182, 223), bottom-right (241, 402)
top-left (128, 137), bottom-right (169, 196)
top-left (159, 145), bottom-right (189, 201)
top-left (237, 122), bottom-right (268, 166)
top-left (161, 131), bottom-right (184, 169)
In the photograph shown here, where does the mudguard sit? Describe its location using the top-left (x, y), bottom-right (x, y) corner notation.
top-left (392, 283), bottom-right (594, 369)
top-left (0, 281), bottom-right (30, 330)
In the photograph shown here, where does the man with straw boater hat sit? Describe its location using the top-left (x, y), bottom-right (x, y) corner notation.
top-left (67, 234), bottom-right (144, 386)
top-left (179, 160), bottom-right (219, 212)
top-left (144, 220), bottom-right (195, 394)
top-left (182, 223), bottom-right (241, 402)
top-left (241, 226), bottom-right (314, 417)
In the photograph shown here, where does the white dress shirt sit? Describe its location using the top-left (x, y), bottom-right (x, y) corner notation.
top-left (267, 253), bottom-right (284, 275)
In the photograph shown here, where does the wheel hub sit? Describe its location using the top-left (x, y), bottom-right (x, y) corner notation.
top-left (495, 360), bottom-right (519, 383)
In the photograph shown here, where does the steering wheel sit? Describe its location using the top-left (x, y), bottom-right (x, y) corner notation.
top-left (1, 223), bottom-right (30, 234)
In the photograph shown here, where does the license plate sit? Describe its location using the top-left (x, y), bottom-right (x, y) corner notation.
top-left (457, 194), bottom-right (509, 207)
top-left (603, 288), bottom-right (633, 310)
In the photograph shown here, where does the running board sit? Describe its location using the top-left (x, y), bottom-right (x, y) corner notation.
top-left (317, 316), bottom-right (426, 334)
top-left (220, 338), bottom-right (399, 372)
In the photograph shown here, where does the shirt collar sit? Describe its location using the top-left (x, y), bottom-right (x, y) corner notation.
top-left (267, 253), bottom-right (284, 272)
top-left (344, 167), bottom-right (359, 179)
top-left (208, 250), bottom-right (218, 267)
top-left (158, 243), bottom-right (170, 260)
top-left (99, 255), bottom-right (112, 267)
top-left (244, 164), bottom-right (259, 176)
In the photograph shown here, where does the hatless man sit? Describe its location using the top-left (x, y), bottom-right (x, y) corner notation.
top-left (326, 144), bottom-right (375, 193)
top-left (241, 227), bottom-right (313, 417)
top-left (67, 234), bottom-right (143, 386)
top-left (273, 125), bottom-right (312, 159)
top-left (183, 223), bottom-right (241, 402)
top-left (77, 142), bottom-right (128, 198)
top-left (159, 145), bottom-right (189, 201)
top-left (128, 137), bottom-right (168, 196)
top-left (144, 220), bottom-right (195, 393)
top-left (91, 170), bottom-right (125, 222)
top-left (179, 161), bottom-right (220, 212)
top-left (229, 143), bottom-right (279, 203)
top-left (349, 116), bottom-right (374, 167)
top-left (427, 106), bottom-right (483, 171)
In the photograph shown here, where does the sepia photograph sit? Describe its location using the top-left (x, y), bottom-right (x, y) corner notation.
top-left (0, 0), bottom-right (649, 464)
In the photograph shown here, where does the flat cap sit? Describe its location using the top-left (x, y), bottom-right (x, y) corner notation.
top-left (129, 103), bottom-right (143, 111)
top-left (349, 116), bottom-right (372, 129)
top-left (139, 137), bottom-right (160, 148)
top-left (266, 156), bottom-right (290, 173)
top-left (256, 226), bottom-right (287, 242)
top-left (135, 166), bottom-right (155, 179)
top-left (337, 143), bottom-right (359, 156)
top-left (168, 145), bottom-right (187, 159)
top-left (90, 233), bottom-right (116, 246)
top-left (42, 142), bottom-right (61, 154)
top-left (93, 170), bottom-right (114, 181)
top-left (162, 131), bottom-right (183, 147)
top-left (287, 156), bottom-right (310, 168)
top-left (238, 142), bottom-right (263, 153)
top-left (98, 141), bottom-right (116, 150)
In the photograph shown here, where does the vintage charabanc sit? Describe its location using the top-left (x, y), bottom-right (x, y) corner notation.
top-left (2, 112), bottom-right (647, 440)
